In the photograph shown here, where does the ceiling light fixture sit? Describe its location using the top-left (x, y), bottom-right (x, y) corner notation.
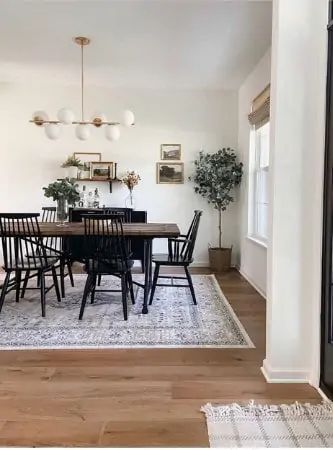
top-left (30, 36), bottom-right (135, 141)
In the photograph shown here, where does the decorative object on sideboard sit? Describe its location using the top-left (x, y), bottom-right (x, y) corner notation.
top-left (61, 154), bottom-right (83, 179)
top-left (75, 152), bottom-right (101, 179)
top-left (122, 171), bottom-right (141, 209)
top-left (43, 179), bottom-right (80, 226)
top-left (190, 148), bottom-right (243, 272)
top-left (90, 162), bottom-right (114, 181)
top-left (30, 37), bottom-right (135, 141)
top-left (156, 162), bottom-right (184, 184)
top-left (160, 144), bottom-right (181, 160)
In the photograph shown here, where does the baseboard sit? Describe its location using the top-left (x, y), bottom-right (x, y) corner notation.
top-left (317, 387), bottom-right (332, 402)
top-left (261, 359), bottom-right (309, 383)
top-left (237, 266), bottom-right (267, 299)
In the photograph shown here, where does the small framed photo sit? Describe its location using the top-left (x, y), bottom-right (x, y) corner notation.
top-left (160, 144), bottom-right (181, 160)
top-left (157, 162), bottom-right (184, 184)
top-left (75, 152), bottom-right (102, 179)
top-left (90, 162), bottom-right (113, 180)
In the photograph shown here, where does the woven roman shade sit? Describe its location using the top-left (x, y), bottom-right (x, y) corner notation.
top-left (248, 84), bottom-right (270, 129)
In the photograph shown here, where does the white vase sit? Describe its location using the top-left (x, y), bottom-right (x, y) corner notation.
top-left (67, 166), bottom-right (78, 179)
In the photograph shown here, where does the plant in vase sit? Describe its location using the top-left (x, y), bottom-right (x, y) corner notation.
top-left (190, 148), bottom-right (243, 272)
top-left (121, 170), bottom-right (141, 209)
top-left (43, 178), bottom-right (80, 226)
top-left (61, 154), bottom-right (83, 179)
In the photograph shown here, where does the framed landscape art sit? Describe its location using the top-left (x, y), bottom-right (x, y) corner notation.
top-left (156, 162), bottom-right (184, 184)
top-left (160, 144), bottom-right (181, 160)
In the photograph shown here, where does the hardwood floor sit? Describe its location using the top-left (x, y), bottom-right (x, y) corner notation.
top-left (0, 269), bottom-right (320, 447)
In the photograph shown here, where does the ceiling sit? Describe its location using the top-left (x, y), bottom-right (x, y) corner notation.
top-left (0, 0), bottom-right (272, 90)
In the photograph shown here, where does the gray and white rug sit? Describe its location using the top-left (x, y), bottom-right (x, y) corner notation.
top-left (202, 401), bottom-right (333, 448)
top-left (0, 274), bottom-right (253, 349)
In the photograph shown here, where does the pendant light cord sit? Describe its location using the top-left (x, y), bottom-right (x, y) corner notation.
top-left (81, 43), bottom-right (84, 122)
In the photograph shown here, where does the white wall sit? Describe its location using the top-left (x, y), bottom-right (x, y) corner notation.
top-left (238, 49), bottom-right (271, 297)
top-left (263, 0), bottom-right (327, 384)
top-left (0, 83), bottom-right (239, 265)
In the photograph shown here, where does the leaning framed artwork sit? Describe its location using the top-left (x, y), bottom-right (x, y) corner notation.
top-left (156, 162), bottom-right (184, 184)
top-left (90, 161), bottom-right (114, 180)
top-left (74, 152), bottom-right (102, 179)
top-left (160, 144), bottom-right (181, 160)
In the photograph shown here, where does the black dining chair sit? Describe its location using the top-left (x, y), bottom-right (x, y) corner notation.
top-left (0, 213), bottom-right (61, 317)
top-left (149, 210), bottom-right (202, 306)
top-left (79, 215), bottom-right (135, 321)
top-left (21, 207), bottom-right (74, 299)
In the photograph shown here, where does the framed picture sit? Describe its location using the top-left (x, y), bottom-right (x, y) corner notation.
top-left (160, 144), bottom-right (181, 160)
top-left (156, 162), bottom-right (184, 184)
top-left (74, 152), bottom-right (102, 179)
top-left (90, 162), bottom-right (114, 180)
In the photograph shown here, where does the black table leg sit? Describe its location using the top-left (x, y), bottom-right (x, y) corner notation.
top-left (142, 238), bottom-right (152, 314)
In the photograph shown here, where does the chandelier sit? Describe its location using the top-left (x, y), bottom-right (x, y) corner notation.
top-left (30, 36), bottom-right (135, 141)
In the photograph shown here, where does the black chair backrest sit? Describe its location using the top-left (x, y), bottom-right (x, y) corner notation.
top-left (41, 207), bottom-right (60, 253)
top-left (181, 210), bottom-right (202, 261)
top-left (82, 214), bottom-right (130, 272)
top-left (0, 213), bottom-right (47, 270)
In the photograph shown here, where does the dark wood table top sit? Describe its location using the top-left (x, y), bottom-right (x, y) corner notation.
top-left (4, 222), bottom-right (180, 238)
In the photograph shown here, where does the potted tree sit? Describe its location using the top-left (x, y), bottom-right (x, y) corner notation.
top-left (190, 148), bottom-right (243, 272)
top-left (61, 154), bottom-right (82, 179)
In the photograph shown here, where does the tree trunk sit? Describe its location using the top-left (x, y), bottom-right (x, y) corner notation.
top-left (218, 208), bottom-right (222, 249)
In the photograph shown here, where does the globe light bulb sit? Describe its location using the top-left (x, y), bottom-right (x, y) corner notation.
top-left (105, 124), bottom-right (120, 141)
top-left (57, 108), bottom-right (75, 124)
top-left (75, 124), bottom-right (91, 141)
top-left (44, 123), bottom-right (61, 140)
top-left (121, 110), bottom-right (135, 127)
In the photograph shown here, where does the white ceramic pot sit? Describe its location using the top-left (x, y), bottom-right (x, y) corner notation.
top-left (67, 166), bottom-right (78, 179)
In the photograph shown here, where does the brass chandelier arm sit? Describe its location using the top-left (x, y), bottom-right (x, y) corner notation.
top-left (29, 119), bottom-right (121, 126)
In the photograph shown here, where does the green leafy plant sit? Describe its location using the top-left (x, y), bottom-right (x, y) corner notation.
top-left (61, 154), bottom-right (82, 168)
top-left (190, 148), bottom-right (243, 248)
top-left (43, 178), bottom-right (80, 205)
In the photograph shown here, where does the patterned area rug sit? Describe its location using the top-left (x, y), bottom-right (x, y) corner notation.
top-left (0, 274), bottom-right (253, 349)
top-left (201, 401), bottom-right (333, 448)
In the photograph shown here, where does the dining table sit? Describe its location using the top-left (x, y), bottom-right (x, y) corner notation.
top-left (1, 222), bottom-right (180, 314)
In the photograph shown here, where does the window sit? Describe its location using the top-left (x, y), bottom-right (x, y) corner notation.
top-left (249, 122), bottom-right (270, 243)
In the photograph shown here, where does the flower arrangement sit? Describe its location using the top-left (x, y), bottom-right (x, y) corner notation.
top-left (43, 178), bottom-right (80, 205)
top-left (121, 170), bottom-right (141, 192)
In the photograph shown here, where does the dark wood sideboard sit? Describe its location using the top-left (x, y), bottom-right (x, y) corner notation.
top-left (68, 207), bottom-right (148, 271)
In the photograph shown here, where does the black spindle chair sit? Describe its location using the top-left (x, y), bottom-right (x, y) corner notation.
top-left (149, 210), bottom-right (202, 306)
top-left (0, 213), bottom-right (61, 317)
top-left (21, 207), bottom-right (74, 299)
top-left (79, 215), bottom-right (135, 321)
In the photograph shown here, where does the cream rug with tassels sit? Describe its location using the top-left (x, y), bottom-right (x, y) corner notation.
top-left (201, 401), bottom-right (333, 448)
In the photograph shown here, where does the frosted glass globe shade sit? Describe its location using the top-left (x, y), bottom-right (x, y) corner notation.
top-left (57, 108), bottom-right (75, 124)
top-left (75, 124), bottom-right (91, 141)
top-left (121, 110), bottom-right (135, 127)
top-left (45, 123), bottom-right (61, 140)
top-left (105, 125), bottom-right (120, 141)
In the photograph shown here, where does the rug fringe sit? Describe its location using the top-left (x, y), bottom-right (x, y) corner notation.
top-left (201, 400), bottom-right (333, 420)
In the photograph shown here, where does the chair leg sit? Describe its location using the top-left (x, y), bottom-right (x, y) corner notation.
top-left (79, 274), bottom-right (93, 320)
top-left (21, 270), bottom-right (30, 298)
top-left (0, 273), bottom-right (11, 314)
top-left (15, 269), bottom-right (22, 303)
top-left (59, 260), bottom-right (65, 298)
top-left (140, 259), bottom-right (145, 273)
top-left (97, 274), bottom-right (102, 286)
top-left (149, 264), bottom-right (160, 305)
top-left (51, 267), bottom-right (61, 302)
top-left (90, 274), bottom-right (97, 304)
top-left (67, 260), bottom-right (74, 287)
top-left (184, 266), bottom-right (197, 305)
top-left (121, 274), bottom-right (128, 321)
top-left (127, 271), bottom-right (135, 305)
top-left (40, 272), bottom-right (46, 317)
